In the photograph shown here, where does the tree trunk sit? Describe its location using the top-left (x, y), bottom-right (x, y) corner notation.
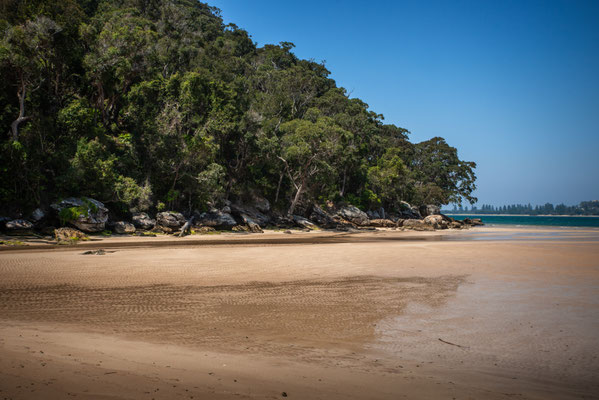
top-left (287, 182), bottom-right (303, 216)
top-left (274, 172), bottom-right (284, 204)
top-left (339, 166), bottom-right (348, 197)
top-left (10, 81), bottom-right (31, 141)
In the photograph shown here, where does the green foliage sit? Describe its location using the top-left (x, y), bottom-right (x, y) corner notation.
top-left (0, 0), bottom-right (477, 217)
top-left (196, 163), bottom-right (226, 208)
top-left (57, 197), bottom-right (97, 225)
top-left (115, 176), bottom-right (152, 212)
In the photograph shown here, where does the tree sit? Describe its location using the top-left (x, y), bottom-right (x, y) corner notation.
top-left (409, 137), bottom-right (477, 205)
top-left (0, 16), bottom-right (61, 140)
top-left (277, 114), bottom-right (349, 215)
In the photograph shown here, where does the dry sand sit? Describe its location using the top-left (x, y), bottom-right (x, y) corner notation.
top-left (1, 226), bottom-right (598, 399)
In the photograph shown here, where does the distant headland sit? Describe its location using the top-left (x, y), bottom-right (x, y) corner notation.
top-left (443, 200), bottom-right (599, 216)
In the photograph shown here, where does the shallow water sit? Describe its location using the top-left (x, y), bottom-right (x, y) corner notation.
top-left (447, 214), bottom-right (599, 227)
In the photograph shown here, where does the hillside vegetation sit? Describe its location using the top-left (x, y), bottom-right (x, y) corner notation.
top-left (0, 0), bottom-right (476, 217)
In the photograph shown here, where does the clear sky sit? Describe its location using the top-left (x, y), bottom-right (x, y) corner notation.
top-left (209, 0), bottom-right (599, 206)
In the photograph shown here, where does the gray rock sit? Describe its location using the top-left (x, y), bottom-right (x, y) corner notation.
top-left (238, 214), bottom-right (263, 233)
top-left (114, 221), bottom-right (136, 234)
top-left (196, 211), bottom-right (237, 229)
top-left (232, 225), bottom-right (250, 232)
top-left (423, 214), bottom-right (444, 228)
top-left (156, 211), bottom-right (186, 228)
top-left (251, 193), bottom-right (271, 214)
top-left (367, 210), bottom-right (381, 219)
top-left (51, 197), bottom-right (109, 232)
top-left (400, 219), bottom-right (434, 231)
top-left (31, 208), bottom-right (46, 223)
top-left (132, 213), bottom-right (156, 230)
top-left (464, 218), bottom-right (484, 226)
top-left (292, 215), bottom-right (317, 230)
top-left (419, 204), bottom-right (441, 217)
top-left (5, 219), bottom-right (34, 231)
top-left (309, 205), bottom-right (336, 228)
top-left (230, 204), bottom-right (271, 227)
top-left (336, 206), bottom-right (369, 226)
top-left (450, 221), bottom-right (464, 229)
top-left (398, 201), bottom-right (422, 219)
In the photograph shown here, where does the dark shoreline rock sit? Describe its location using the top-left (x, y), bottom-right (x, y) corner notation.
top-left (50, 197), bottom-right (109, 233)
top-left (132, 213), bottom-right (156, 230)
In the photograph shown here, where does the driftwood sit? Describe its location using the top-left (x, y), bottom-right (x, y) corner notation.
top-left (438, 338), bottom-right (469, 349)
top-left (178, 216), bottom-right (195, 237)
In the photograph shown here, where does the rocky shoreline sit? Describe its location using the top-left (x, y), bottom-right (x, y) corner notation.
top-left (1, 197), bottom-right (483, 243)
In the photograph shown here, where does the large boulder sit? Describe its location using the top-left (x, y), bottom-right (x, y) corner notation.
top-left (51, 197), bottom-right (109, 233)
top-left (309, 205), bottom-right (336, 228)
top-left (132, 213), bottom-right (156, 230)
top-left (5, 219), bottom-right (34, 233)
top-left (450, 220), bottom-right (465, 229)
top-left (423, 214), bottom-right (444, 229)
top-left (250, 193), bottom-right (271, 214)
top-left (292, 215), bottom-right (317, 230)
top-left (30, 208), bottom-right (46, 223)
top-left (230, 204), bottom-right (270, 227)
top-left (366, 210), bottom-right (381, 220)
top-left (398, 201), bottom-right (422, 219)
top-left (419, 204), bottom-right (441, 217)
top-left (196, 211), bottom-right (237, 229)
top-left (237, 213), bottom-right (263, 233)
top-left (114, 221), bottom-right (136, 234)
top-left (54, 227), bottom-right (87, 242)
top-left (400, 219), bottom-right (434, 231)
top-left (156, 211), bottom-right (186, 229)
top-left (336, 206), bottom-right (369, 226)
top-left (463, 217), bottom-right (484, 226)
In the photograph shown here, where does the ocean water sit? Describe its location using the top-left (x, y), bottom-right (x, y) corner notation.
top-left (446, 214), bottom-right (599, 228)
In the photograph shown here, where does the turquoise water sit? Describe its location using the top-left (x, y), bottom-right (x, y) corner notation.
top-left (446, 214), bottom-right (599, 228)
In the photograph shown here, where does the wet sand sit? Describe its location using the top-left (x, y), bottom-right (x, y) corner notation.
top-left (1, 227), bottom-right (598, 399)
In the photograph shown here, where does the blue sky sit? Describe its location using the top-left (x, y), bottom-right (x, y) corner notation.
top-left (209, 0), bottom-right (599, 206)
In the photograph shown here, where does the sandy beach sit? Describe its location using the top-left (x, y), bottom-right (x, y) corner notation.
top-left (1, 226), bottom-right (598, 399)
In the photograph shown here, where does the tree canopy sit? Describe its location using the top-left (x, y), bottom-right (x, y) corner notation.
top-left (0, 0), bottom-right (477, 216)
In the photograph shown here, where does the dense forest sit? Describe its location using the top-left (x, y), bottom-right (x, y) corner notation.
top-left (445, 200), bottom-right (599, 216)
top-left (0, 0), bottom-right (477, 219)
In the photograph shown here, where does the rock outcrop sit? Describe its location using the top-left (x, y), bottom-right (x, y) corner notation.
top-left (51, 197), bottom-right (109, 232)
top-left (230, 203), bottom-right (270, 227)
top-left (400, 219), bottom-right (434, 231)
top-left (292, 215), bottom-right (317, 230)
top-left (132, 213), bottom-right (156, 230)
top-left (156, 211), bottom-right (186, 229)
top-left (54, 227), bottom-right (87, 242)
top-left (336, 206), bottom-right (369, 226)
top-left (5, 219), bottom-right (34, 233)
top-left (423, 214), bottom-right (446, 229)
top-left (419, 204), bottom-right (441, 217)
top-left (30, 208), bottom-right (46, 223)
top-left (398, 201), bottom-right (422, 219)
top-left (195, 211), bottom-right (237, 229)
top-left (114, 221), bottom-right (136, 234)
top-left (237, 213), bottom-right (263, 233)
top-left (463, 218), bottom-right (484, 226)
top-left (250, 193), bottom-right (271, 214)
top-left (309, 205), bottom-right (336, 228)
top-left (368, 219), bottom-right (396, 228)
